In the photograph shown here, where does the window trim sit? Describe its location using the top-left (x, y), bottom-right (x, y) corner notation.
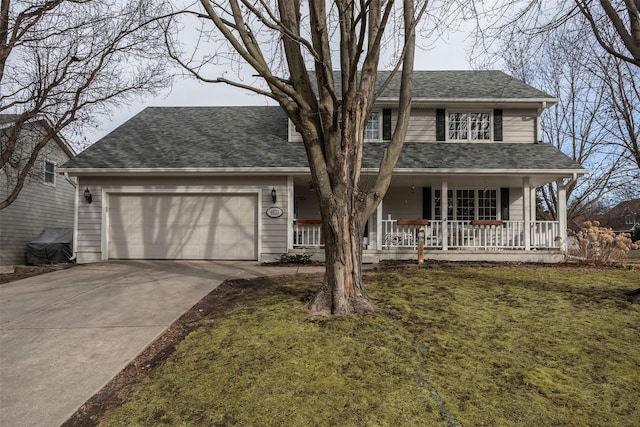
top-left (433, 188), bottom-right (501, 221)
top-left (446, 110), bottom-right (492, 142)
top-left (364, 111), bottom-right (381, 141)
top-left (44, 160), bottom-right (56, 186)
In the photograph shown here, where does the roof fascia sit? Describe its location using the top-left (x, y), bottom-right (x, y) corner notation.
top-left (60, 166), bottom-right (588, 176)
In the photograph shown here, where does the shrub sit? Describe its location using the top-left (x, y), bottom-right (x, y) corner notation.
top-left (277, 253), bottom-right (314, 264)
top-left (569, 220), bottom-right (638, 265)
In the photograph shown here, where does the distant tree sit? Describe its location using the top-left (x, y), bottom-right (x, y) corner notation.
top-left (500, 27), bottom-right (627, 226)
top-left (0, 0), bottom-right (172, 209)
top-left (167, 0), bottom-right (436, 315)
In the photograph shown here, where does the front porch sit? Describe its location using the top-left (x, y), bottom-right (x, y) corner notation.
top-left (285, 171), bottom-right (576, 264)
top-left (291, 219), bottom-right (565, 263)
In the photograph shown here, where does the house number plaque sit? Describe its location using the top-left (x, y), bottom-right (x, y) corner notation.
top-left (266, 207), bottom-right (283, 218)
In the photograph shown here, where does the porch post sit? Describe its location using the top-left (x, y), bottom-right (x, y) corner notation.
top-left (376, 199), bottom-right (383, 250)
top-left (523, 177), bottom-right (531, 250)
top-left (442, 178), bottom-right (448, 251)
top-left (557, 178), bottom-right (568, 251)
top-left (287, 176), bottom-right (294, 250)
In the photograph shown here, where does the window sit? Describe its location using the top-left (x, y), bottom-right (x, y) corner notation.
top-left (364, 111), bottom-right (380, 140)
top-left (448, 112), bottom-right (490, 141)
top-left (478, 190), bottom-right (497, 219)
top-left (626, 215), bottom-right (636, 225)
top-left (44, 161), bottom-right (55, 184)
top-left (434, 188), bottom-right (499, 220)
top-left (456, 189), bottom-right (475, 221)
top-left (338, 111), bottom-right (382, 140)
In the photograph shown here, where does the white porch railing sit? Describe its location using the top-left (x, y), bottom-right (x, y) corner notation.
top-left (292, 220), bottom-right (561, 250)
top-left (293, 222), bottom-right (323, 247)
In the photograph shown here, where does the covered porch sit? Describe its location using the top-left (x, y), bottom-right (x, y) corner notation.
top-left (286, 171), bottom-right (577, 263)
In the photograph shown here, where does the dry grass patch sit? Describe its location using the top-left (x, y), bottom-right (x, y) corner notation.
top-left (102, 266), bottom-right (640, 427)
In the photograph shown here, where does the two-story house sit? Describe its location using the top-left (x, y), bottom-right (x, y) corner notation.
top-left (1, 115), bottom-right (77, 266)
top-left (60, 71), bottom-right (587, 264)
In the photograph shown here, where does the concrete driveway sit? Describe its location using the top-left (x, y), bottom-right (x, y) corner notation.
top-left (0, 261), bottom-right (322, 427)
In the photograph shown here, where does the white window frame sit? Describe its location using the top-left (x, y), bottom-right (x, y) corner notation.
top-left (434, 188), bottom-right (500, 221)
top-left (364, 111), bottom-right (381, 141)
top-left (44, 160), bottom-right (56, 185)
top-left (447, 111), bottom-right (491, 141)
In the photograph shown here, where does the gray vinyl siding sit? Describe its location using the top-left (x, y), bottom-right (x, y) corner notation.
top-left (0, 128), bottom-right (75, 266)
top-left (289, 107), bottom-right (536, 144)
top-left (381, 185), bottom-right (423, 220)
top-left (503, 109), bottom-right (536, 144)
top-left (75, 176), bottom-right (288, 263)
top-left (509, 187), bottom-right (524, 221)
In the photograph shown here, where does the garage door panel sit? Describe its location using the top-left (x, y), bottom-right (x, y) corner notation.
top-left (108, 194), bottom-right (257, 260)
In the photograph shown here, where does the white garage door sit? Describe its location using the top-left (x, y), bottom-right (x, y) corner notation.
top-left (108, 194), bottom-right (257, 260)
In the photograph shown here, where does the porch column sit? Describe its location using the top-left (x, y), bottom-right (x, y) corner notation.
top-left (376, 199), bottom-right (383, 250)
top-left (557, 178), bottom-right (568, 251)
top-left (523, 177), bottom-right (531, 250)
top-left (442, 178), bottom-right (448, 251)
top-left (287, 176), bottom-right (294, 250)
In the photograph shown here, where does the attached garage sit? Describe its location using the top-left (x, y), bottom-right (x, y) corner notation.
top-left (107, 193), bottom-right (258, 260)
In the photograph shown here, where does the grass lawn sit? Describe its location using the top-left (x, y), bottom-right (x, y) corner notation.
top-left (102, 265), bottom-right (640, 427)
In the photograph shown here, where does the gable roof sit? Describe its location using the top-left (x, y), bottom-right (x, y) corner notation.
top-left (61, 106), bottom-right (584, 176)
top-left (0, 114), bottom-right (76, 158)
top-left (314, 70), bottom-right (556, 103)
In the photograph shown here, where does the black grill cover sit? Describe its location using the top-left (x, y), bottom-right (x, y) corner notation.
top-left (26, 228), bottom-right (73, 265)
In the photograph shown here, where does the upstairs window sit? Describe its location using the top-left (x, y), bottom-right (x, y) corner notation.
top-left (364, 111), bottom-right (380, 140)
top-left (449, 112), bottom-right (490, 141)
top-left (626, 215), bottom-right (635, 225)
top-left (44, 161), bottom-right (55, 185)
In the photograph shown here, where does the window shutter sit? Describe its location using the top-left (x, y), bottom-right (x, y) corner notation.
top-left (423, 187), bottom-right (432, 220)
top-left (493, 109), bottom-right (503, 141)
top-left (436, 109), bottom-right (445, 141)
top-left (382, 109), bottom-right (392, 140)
top-left (500, 187), bottom-right (509, 220)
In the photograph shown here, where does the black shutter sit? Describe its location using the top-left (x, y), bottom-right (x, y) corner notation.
top-left (500, 187), bottom-right (510, 220)
top-left (423, 187), bottom-right (432, 220)
top-left (436, 109), bottom-right (445, 141)
top-left (494, 109), bottom-right (503, 141)
top-left (382, 109), bottom-right (392, 140)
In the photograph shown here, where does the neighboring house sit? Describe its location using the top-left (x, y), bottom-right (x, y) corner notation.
top-left (60, 71), bottom-right (587, 264)
top-left (598, 199), bottom-right (640, 234)
top-left (0, 115), bottom-right (77, 266)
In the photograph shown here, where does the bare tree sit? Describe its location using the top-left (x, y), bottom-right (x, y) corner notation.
top-left (482, 1), bottom-right (640, 208)
top-left (484, 1), bottom-right (640, 67)
top-left (167, 0), bottom-right (435, 315)
top-left (500, 26), bottom-right (629, 225)
top-left (1, 0), bottom-right (173, 209)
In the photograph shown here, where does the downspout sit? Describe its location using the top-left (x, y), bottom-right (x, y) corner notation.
top-left (536, 101), bottom-right (546, 143)
top-left (65, 172), bottom-right (79, 262)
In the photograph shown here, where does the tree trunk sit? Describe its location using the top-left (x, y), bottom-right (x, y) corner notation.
top-left (308, 194), bottom-right (375, 316)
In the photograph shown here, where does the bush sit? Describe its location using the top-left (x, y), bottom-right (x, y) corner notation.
top-left (277, 253), bottom-right (314, 264)
top-left (569, 221), bottom-right (638, 265)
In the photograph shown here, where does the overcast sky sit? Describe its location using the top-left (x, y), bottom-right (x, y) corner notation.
top-left (83, 27), bottom-right (479, 146)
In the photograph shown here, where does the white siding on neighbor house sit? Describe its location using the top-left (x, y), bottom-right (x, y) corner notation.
top-left (0, 125), bottom-right (75, 266)
top-left (75, 176), bottom-right (289, 263)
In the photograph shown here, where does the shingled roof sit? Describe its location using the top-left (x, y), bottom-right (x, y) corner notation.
top-left (314, 70), bottom-right (556, 101)
top-left (62, 106), bottom-right (584, 173)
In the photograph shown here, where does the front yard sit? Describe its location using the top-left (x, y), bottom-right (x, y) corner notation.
top-left (98, 265), bottom-right (639, 426)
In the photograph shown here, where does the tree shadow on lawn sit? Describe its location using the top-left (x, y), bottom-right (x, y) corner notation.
top-left (61, 273), bottom-right (324, 427)
top-left (61, 263), bottom-right (638, 426)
